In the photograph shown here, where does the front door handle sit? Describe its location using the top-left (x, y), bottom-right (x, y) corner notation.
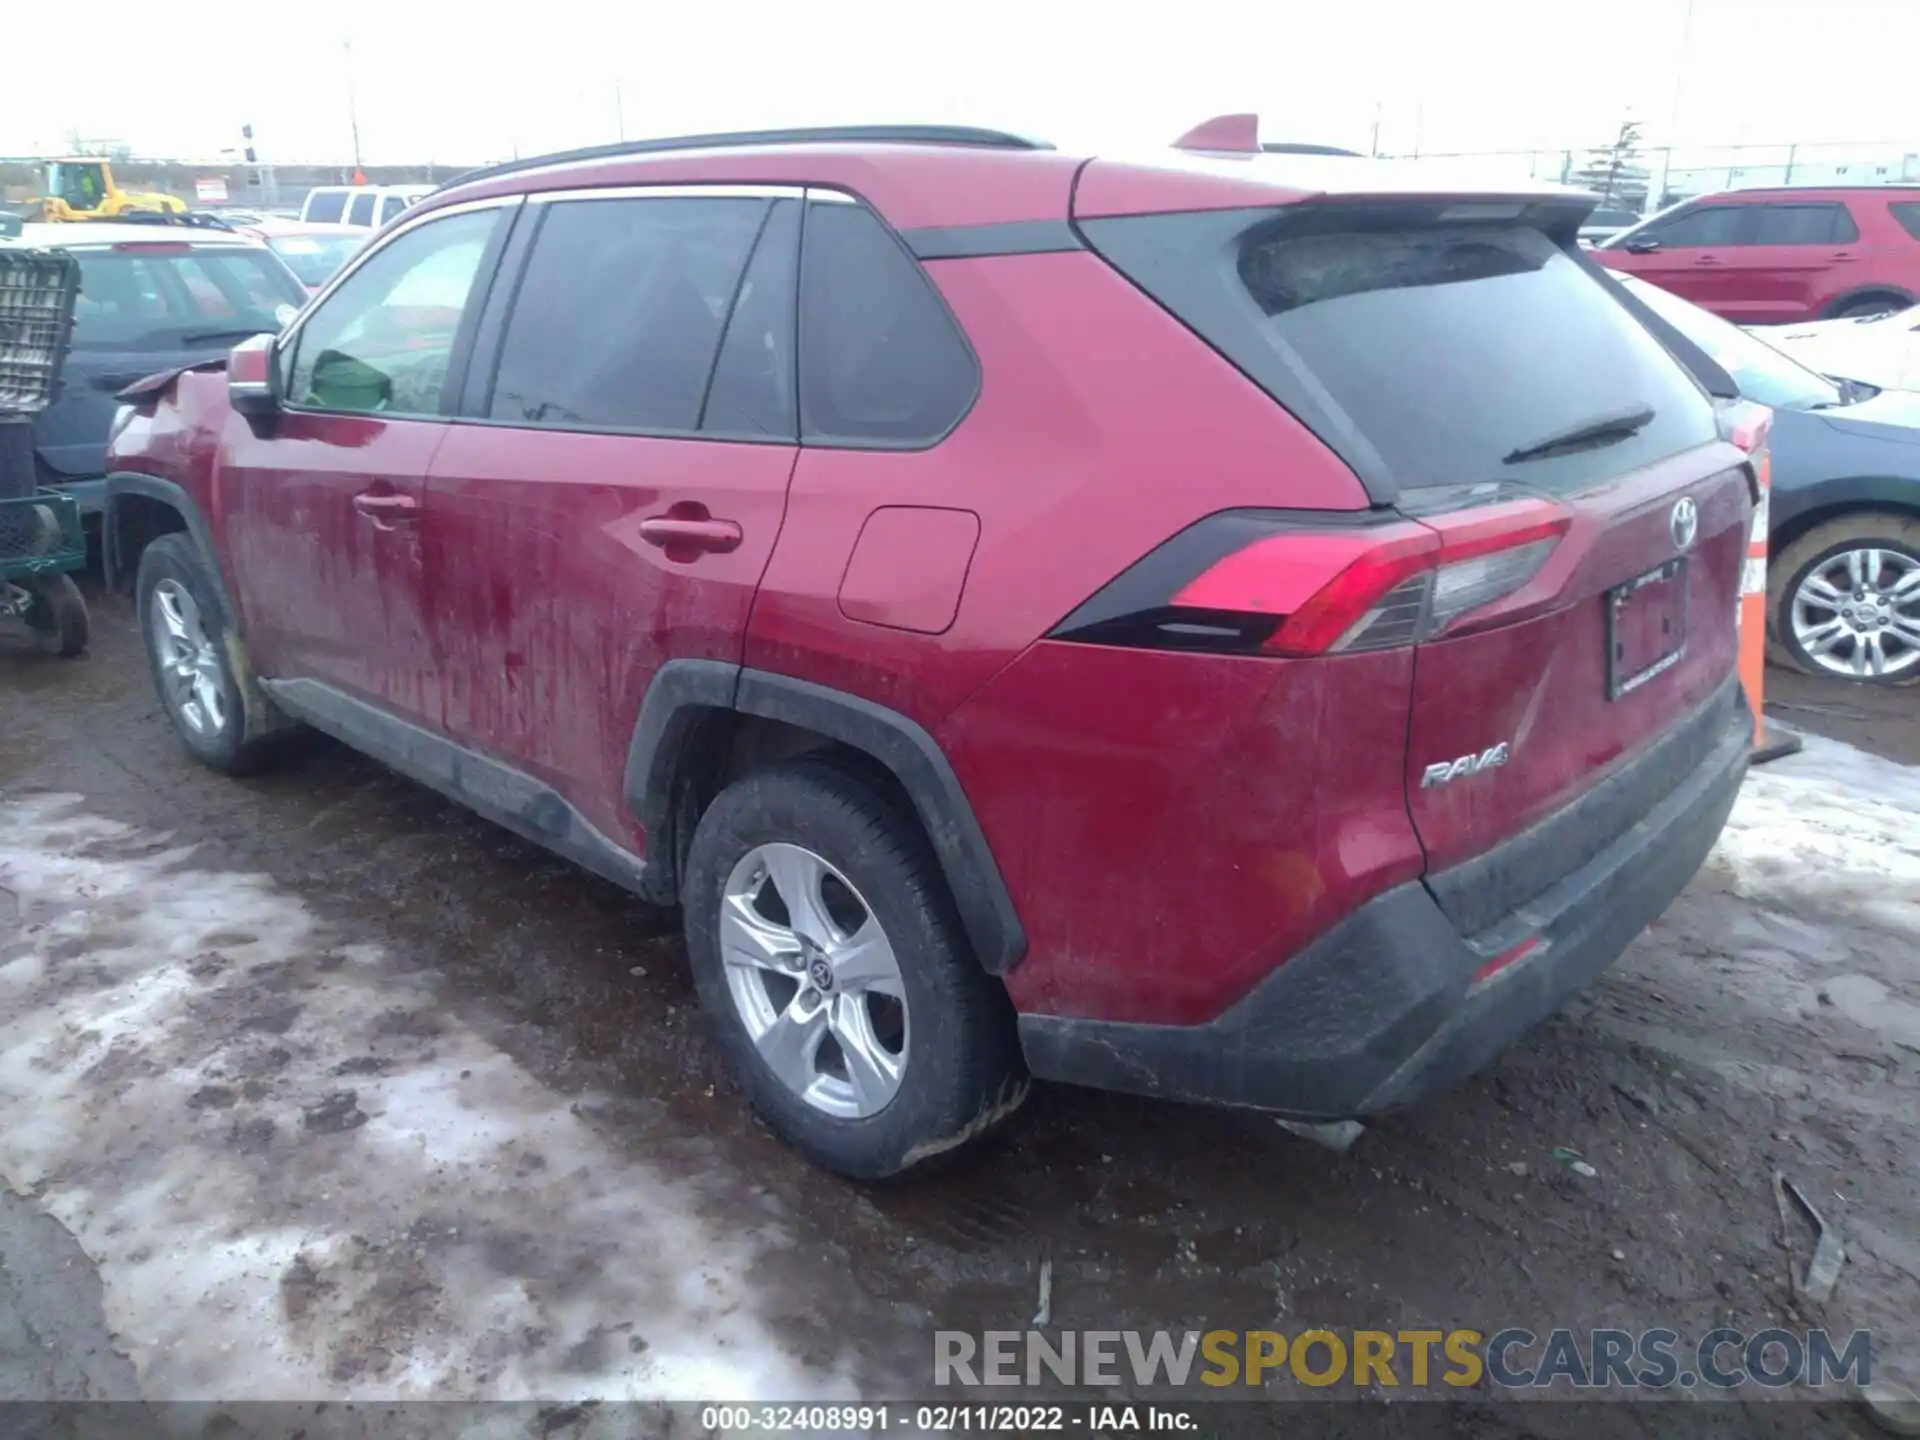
top-left (1692, 255), bottom-right (1723, 266)
top-left (352, 491), bottom-right (420, 525)
top-left (638, 515), bottom-right (742, 554)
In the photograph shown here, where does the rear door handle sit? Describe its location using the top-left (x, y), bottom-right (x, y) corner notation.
top-left (352, 491), bottom-right (420, 524)
top-left (638, 516), bottom-right (742, 554)
top-left (1830, 251), bottom-right (1857, 261)
top-left (1692, 256), bottom-right (1723, 266)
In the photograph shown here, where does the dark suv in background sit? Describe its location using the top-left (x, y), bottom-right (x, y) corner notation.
top-left (101, 122), bottom-right (1757, 1178)
top-left (1598, 186), bottom-right (1920, 323)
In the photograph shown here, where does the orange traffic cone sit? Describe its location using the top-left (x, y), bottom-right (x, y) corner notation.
top-left (1727, 403), bottom-right (1802, 766)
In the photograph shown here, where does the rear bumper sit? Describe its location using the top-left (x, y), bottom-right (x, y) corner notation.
top-left (1018, 674), bottom-right (1750, 1118)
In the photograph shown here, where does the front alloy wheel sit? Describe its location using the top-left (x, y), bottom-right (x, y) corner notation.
top-left (1789, 545), bottom-right (1920, 680)
top-left (719, 842), bottom-right (910, 1119)
top-left (150, 577), bottom-right (230, 736)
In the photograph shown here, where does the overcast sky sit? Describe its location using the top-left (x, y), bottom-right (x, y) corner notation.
top-left (4, 0), bottom-right (1915, 168)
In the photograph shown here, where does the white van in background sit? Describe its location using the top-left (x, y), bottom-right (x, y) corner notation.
top-left (298, 184), bottom-right (435, 229)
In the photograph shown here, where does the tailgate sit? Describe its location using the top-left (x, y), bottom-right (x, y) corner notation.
top-left (1403, 449), bottom-right (1750, 925)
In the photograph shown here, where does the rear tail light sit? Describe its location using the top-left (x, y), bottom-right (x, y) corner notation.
top-left (1051, 500), bottom-right (1570, 658)
top-left (1721, 399), bottom-right (1773, 497)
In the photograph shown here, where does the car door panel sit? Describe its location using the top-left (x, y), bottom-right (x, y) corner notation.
top-left (220, 203), bottom-right (512, 728)
top-left (427, 431), bottom-right (796, 844)
top-left (427, 191), bottom-right (802, 850)
top-left (222, 413), bottom-right (446, 711)
top-left (1707, 203), bottom-right (1857, 322)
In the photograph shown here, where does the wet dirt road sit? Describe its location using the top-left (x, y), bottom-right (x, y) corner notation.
top-left (3, 596), bottom-right (1916, 1436)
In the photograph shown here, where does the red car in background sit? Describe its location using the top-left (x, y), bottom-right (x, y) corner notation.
top-left (1596, 186), bottom-right (1920, 323)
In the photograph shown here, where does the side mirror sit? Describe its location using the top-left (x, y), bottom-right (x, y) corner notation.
top-left (1624, 236), bottom-right (1662, 254)
top-left (227, 332), bottom-right (280, 419)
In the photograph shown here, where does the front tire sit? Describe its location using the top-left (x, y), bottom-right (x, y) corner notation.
top-left (1768, 513), bottom-right (1920, 684)
top-left (682, 757), bottom-right (1026, 1179)
top-left (136, 534), bottom-right (292, 771)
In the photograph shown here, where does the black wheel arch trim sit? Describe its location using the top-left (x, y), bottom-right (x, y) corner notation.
top-left (101, 472), bottom-right (236, 621)
top-left (1823, 284), bottom-right (1916, 318)
top-left (624, 661), bottom-right (1028, 974)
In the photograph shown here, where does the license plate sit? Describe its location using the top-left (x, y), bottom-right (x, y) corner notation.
top-left (1606, 558), bottom-right (1689, 700)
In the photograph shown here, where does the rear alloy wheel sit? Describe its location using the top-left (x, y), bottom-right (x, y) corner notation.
top-left (1771, 516), bottom-right (1920, 683)
top-left (720, 842), bottom-right (910, 1119)
top-left (683, 758), bottom-right (1026, 1179)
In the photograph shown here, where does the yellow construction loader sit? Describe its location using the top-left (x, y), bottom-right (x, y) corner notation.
top-left (32, 159), bottom-right (186, 221)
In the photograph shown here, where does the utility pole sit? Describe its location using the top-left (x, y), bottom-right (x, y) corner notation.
top-left (1653, 0), bottom-right (1697, 213)
top-left (344, 39), bottom-right (365, 176)
top-left (1369, 101), bottom-right (1382, 158)
top-left (615, 79), bottom-right (626, 141)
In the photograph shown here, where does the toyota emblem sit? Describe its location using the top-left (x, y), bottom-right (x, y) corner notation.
top-left (1669, 496), bottom-right (1699, 552)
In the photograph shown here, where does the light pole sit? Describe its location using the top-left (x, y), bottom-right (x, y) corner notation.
top-left (1653, 0), bottom-right (1698, 213)
top-left (344, 39), bottom-right (364, 177)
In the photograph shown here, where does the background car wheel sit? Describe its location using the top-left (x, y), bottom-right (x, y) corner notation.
top-left (1768, 513), bottom-right (1920, 684)
top-left (1827, 293), bottom-right (1909, 321)
top-left (13, 573), bottom-right (89, 657)
top-left (682, 757), bottom-right (1027, 1179)
top-left (135, 534), bottom-right (292, 772)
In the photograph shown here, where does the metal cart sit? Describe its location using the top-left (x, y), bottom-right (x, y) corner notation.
top-left (0, 243), bottom-right (88, 657)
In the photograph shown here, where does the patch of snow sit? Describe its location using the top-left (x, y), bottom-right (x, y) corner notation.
top-left (1713, 731), bottom-right (1920, 939)
top-left (0, 793), bottom-right (864, 1402)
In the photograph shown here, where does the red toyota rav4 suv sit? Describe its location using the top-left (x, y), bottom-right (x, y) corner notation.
top-left (1597, 185), bottom-right (1920, 324)
top-left (102, 121), bottom-right (1758, 1179)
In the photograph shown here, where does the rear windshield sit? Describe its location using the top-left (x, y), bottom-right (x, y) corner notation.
top-left (304, 191), bottom-right (347, 223)
top-left (269, 233), bottom-right (363, 287)
top-left (1083, 212), bottom-right (1720, 498)
top-left (69, 247), bottom-right (303, 348)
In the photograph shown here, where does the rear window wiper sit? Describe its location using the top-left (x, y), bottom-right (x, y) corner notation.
top-left (1502, 404), bottom-right (1655, 465)
top-left (177, 326), bottom-right (275, 346)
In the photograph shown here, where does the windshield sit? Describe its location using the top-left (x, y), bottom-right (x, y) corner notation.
top-left (269, 234), bottom-right (363, 287)
top-left (69, 246), bottom-right (304, 348)
top-left (1618, 275), bottom-right (1843, 411)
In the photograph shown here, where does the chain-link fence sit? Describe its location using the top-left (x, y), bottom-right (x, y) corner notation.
top-left (1388, 140), bottom-right (1920, 213)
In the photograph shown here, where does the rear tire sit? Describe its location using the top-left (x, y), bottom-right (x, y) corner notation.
top-left (17, 573), bottom-right (89, 657)
top-left (136, 533), bottom-right (294, 771)
top-left (1767, 512), bottom-right (1920, 685)
top-left (682, 757), bottom-right (1027, 1179)
top-left (1826, 292), bottom-right (1909, 321)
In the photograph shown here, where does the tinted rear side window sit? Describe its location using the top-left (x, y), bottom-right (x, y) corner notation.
top-left (1085, 211), bottom-right (1718, 498)
top-left (348, 193), bottom-right (377, 226)
top-left (1748, 203), bottom-right (1858, 245)
top-left (798, 201), bottom-right (977, 447)
top-left (1890, 202), bottom-right (1920, 241)
top-left (702, 199), bottom-right (800, 439)
top-left (304, 190), bottom-right (346, 223)
top-left (488, 195), bottom-right (766, 432)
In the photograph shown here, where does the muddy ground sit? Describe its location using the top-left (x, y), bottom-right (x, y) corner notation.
top-left (2, 592), bottom-right (1917, 1438)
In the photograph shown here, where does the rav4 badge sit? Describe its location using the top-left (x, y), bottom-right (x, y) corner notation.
top-left (1421, 742), bottom-right (1512, 788)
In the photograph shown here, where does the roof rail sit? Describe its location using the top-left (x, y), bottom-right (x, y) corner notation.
top-left (1261, 142), bottom-right (1365, 157)
top-left (441, 124), bottom-right (1054, 192)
